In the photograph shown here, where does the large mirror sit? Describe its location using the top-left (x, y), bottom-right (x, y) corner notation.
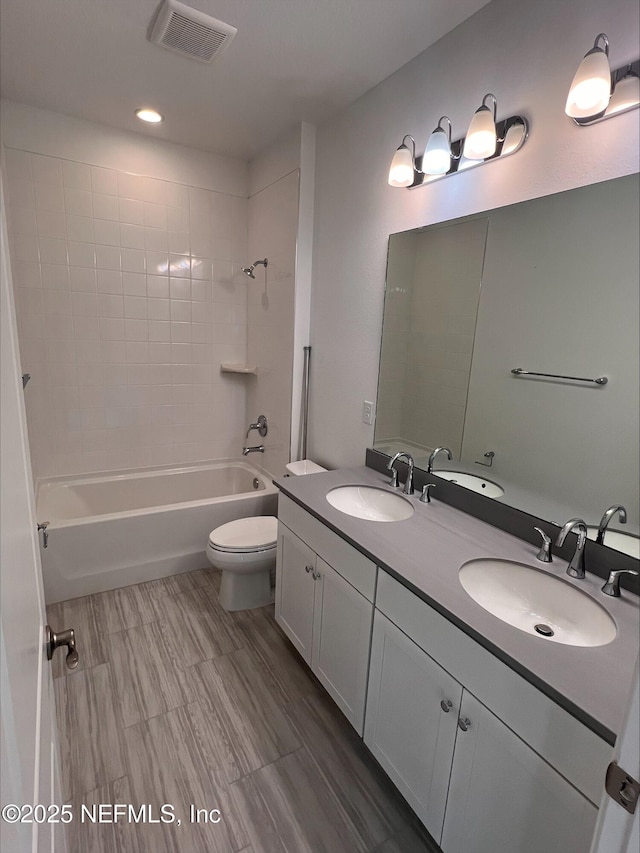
top-left (374, 174), bottom-right (639, 557)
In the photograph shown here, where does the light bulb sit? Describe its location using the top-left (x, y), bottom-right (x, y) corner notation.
top-left (135, 108), bottom-right (164, 123)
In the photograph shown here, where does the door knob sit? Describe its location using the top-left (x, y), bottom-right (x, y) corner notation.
top-left (440, 699), bottom-right (453, 713)
top-left (458, 716), bottom-right (472, 731)
top-left (46, 625), bottom-right (79, 670)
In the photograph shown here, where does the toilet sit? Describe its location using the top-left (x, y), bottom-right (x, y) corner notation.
top-left (206, 459), bottom-right (326, 611)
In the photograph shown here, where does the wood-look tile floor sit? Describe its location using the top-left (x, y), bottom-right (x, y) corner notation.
top-left (48, 568), bottom-right (439, 853)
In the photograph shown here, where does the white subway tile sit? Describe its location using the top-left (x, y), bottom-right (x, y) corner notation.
top-left (148, 299), bottom-right (170, 321)
top-left (75, 340), bottom-right (102, 363)
top-left (69, 267), bottom-right (97, 292)
top-left (171, 322), bottom-right (191, 343)
top-left (62, 161), bottom-right (91, 191)
top-left (96, 244), bottom-right (121, 271)
top-left (35, 182), bottom-right (65, 212)
top-left (148, 346), bottom-right (172, 368)
top-left (38, 236), bottom-right (68, 264)
top-left (93, 193), bottom-right (120, 221)
top-left (143, 203), bottom-right (167, 230)
top-left (125, 342), bottom-right (149, 364)
top-left (77, 363), bottom-right (103, 386)
top-left (146, 276), bottom-right (169, 299)
top-left (7, 177), bottom-right (35, 209)
top-left (12, 261), bottom-right (41, 288)
top-left (98, 293), bottom-right (124, 318)
top-left (99, 317), bottom-right (125, 341)
top-left (36, 209), bottom-right (67, 239)
top-left (123, 273), bottom-right (146, 296)
top-left (168, 232), bottom-right (190, 254)
top-left (119, 198), bottom-right (145, 225)
top-left (17, 288), bottom-right (44, 315)
top-left (32, 155), bottom-right (63, 187)
top-left (170, 300), bottom-right (191, 322)
top-left (124, 296), bottom-right (148, 319)
top-left (191, 257), bottom-right (212, 281)
top-left (97, 270), bottom-right (123, 294)
top-left (41, 265), bottom-right (70, 291)
top-left (169, 278), bottom-right (190, 300)
top-left (171, 343), bottom-right (191, 363)
top-left (43, 290), bottom-right (72, 314)
top-left (12, 232), bottom-right (40, 263)
top-left (71, 292), bottom-right (98, 317)
top-left (166, 183), bottom-right (189, 209)
top-left (18, 312), bottom-right (46, 340)
top-left (120, 223), bottom-right (146, 249)
top-left (68, 241), bottom-right (96, 268)
top-left (101, 341), bottom-right (126, 363)
top-left (191, 281), bottom-right (212, 302)
top-left (169, 254), bottom-right (190, 277)
top-left (10, 206), bottom-right (38, 235)
top-left (66, 215), bottom-right (95, 243)
top-left (121, 247), bottom-right (146, 273)
top-left (74, 316), bottom-right (100, 341)
top-left (149, 320), bottom-right (171, 342)
top-left (94, 218), bottom-right (120, 246)
top-left (124, 319), bottom-right (148, 341)
top-left (5, 149), bottom-right (33, 181)
top-left (48, 363), bottom-right (77, 386)
top-left (144, 228), bottom-right (169, 252)
top-left (146, 251), bottom-right (169, 275)
top-left (91, 167), bottom-right (118, 196)
top-left (64, 188), bottom-right (93, 217)
top-left (46, 339), bottom-right (76, 363)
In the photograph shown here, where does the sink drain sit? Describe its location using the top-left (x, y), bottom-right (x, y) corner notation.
top-left (534, 624), bottom-right (554, 637)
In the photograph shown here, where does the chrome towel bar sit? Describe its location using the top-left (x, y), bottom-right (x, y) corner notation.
top-left (510, 368), bottom-right (608, 385)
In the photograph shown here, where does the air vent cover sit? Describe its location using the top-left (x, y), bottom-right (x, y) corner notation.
top-left (148, 0), bottom-right (237, 63)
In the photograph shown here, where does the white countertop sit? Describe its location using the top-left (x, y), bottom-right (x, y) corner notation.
top-left (276, 466), bottom-right (640, 743)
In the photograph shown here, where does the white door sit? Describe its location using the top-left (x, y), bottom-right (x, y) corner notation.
top-left (311, 557), bottom-right (373, 735)
top-left (0, 176), bottom-right (67, 852)
top-left (441, 689), bottom-right (597, 853)
top-left (275, 522), bottom-right (316, 663)
top-left (364, 610), bottom-right (461, 843)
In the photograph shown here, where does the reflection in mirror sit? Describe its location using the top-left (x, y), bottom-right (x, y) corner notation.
top-left (374, 174), bottom-right (639, 558)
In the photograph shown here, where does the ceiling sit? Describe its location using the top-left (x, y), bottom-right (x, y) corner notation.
top-left (0, 0), bottom-right (490, 161)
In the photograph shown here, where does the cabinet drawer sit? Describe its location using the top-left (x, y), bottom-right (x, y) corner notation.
top-left (278, 494), bottom-right (376, 601)
top-left (376, 569), bottom-right (611, 805)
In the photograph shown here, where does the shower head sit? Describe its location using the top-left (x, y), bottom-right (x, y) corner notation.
top-left (242, 258), bottom-right (268, 278)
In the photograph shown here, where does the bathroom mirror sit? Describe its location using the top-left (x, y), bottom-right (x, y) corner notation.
top-left (374, 173), bottom-right (640, 556)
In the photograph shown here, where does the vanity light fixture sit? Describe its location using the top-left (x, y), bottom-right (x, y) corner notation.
top-left (388, 97), bottom-right (528, 189)
top-left (135, 107), bottom-right (164, 123)
top-left (463, 94), bottom-right (497, 160)
top-left (423, 116), bottom-right (455, 176)
top-left (565, 34), bottom-right (640, 125)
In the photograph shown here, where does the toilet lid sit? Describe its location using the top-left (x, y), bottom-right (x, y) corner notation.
top-left (208, 516), bottom-right (277, 552)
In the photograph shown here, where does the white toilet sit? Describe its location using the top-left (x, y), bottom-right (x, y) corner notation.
top-left (206, 459), bottom-right (326, 611)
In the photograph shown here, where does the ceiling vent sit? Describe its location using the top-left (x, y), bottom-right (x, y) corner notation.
top-left (148, 0), bottom-right (237, 63)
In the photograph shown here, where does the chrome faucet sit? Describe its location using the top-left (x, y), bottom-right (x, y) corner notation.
top-left (242, 445), bottom-right (264, 456)
top-left (556, 518), bottom-right (588, 579)
top-left (533, 527), bottom-right (552, 562)
top-left (596, 504), bottom-right (627, 545)
top-left (387, 452), bottom-right (415, 495)
top-left (427, 446), bottom-right (453, 474)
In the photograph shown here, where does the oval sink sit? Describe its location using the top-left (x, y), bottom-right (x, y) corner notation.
top-left (459, 558), bottom-right (616, 647)
top-left (326, 486), bottom-right (414, 522)
top-left (433, 470), bottom-right (504, 498)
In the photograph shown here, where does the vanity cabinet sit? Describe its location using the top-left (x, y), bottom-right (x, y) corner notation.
top-left (366, 569), bottom-right (603, 852)
top-left (275, 495), bottom-right (376, 734)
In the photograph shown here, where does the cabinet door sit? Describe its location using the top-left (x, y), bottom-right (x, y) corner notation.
top-left (364, 611), bottom-right (462, 842)
top-left (275, 523), bottom-right (316, 664)
top-left (311, 557), bottom-right (373, 735)
top-left (441, 690), bottom-right (598, 853)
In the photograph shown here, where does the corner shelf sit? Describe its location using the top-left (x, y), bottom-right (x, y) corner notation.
top-left (220, 363), bottom-right (258, 375)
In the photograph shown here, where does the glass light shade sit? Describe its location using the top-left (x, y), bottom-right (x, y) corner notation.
top-left (607, 73), bottom-right (640, 115)
top-left (423, 128), bottom-right (451, 175)
top-left (501, 121), bottom-right (526, 155)
top-left (463, 106), bottom-right (496, 160)
top-left (565, 48), bottom-right (611, 118)
top-left (388, 145), bottom-right (415, 187)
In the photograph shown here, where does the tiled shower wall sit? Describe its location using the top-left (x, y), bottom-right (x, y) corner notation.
top-left (4, 147), bottom-right (248, 479)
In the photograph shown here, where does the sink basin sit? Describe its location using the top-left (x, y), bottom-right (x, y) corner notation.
top-left (326, 486), bottom-right (414, 522)
top-left (458, 558), bottom-right (616, 647)
top-left (433, 470), bottom-right (504, 498)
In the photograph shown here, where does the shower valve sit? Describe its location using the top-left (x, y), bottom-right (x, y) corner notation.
top-left (246, 415), bottom-right (268, 438)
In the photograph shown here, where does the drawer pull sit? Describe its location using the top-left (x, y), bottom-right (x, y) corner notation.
top-left (312, 569), bottom-right (321, 580)
top-left (458, 716), bottom-right (471, 732)
top-left (305, 564), bottom-right (314, 573)
top-left (440, 699), bottom-right (453, 713)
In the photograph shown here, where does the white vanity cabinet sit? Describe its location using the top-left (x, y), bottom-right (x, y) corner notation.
top-left (366, 569), bottom-right (605, 852)
top-left (275, 495), bottom-right (376, 734)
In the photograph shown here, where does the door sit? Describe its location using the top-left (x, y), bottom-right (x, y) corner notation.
top-left (0, 177), bottom-right (67, 852)
top-left (364, 611), bottom-right (461, 842)
top-left (441, 689), bottom-right (597, 853)
top-left (275, 522), bottom-right (316, 663)
top-left (311, 557), bottom-right (373, 734)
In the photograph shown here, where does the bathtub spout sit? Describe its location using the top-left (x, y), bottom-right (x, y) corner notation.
top-left (243, 445), bottom-right (265, 456)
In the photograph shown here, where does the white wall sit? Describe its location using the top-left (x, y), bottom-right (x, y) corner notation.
top-left (308, 0), bottom-right (640, 469)
top-left (1, 103), bottom-right (250, 479)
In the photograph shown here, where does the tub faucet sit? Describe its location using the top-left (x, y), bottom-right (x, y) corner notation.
top-left (427, 446), bottom-right (453, 474)
top-left (387, 452), bottom-right (415, 495)
top-left (242, 445), bottom-right (265, 456)
top-left (556, 518), bottom-right (588, 579)
top-left (596, 504), bottom-right (627, 545)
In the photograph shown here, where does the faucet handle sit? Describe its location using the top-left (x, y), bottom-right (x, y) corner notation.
top-left (388, 467), bottom-right (399, 488)
top-left (420, 484), bottom-right (436, 504)
top-left (601, 568), bottom-right (639, 597)
top-left (533, 527), bottom-right (552, 563)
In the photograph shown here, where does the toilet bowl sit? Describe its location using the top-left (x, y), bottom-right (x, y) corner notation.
top-left (206, 459), bottom-right (327, 611)
top-left (206, 516), bottom-right (278, 611)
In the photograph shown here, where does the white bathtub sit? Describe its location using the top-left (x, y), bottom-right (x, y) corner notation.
top-left (36, 459), bottom-right (278, 603)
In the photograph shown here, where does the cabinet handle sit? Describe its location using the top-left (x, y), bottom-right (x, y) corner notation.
top-left (458, 716), bottom-right (471, 732)
top-left (305, 564), bottom-right (314, 573)
top-left (440, 699), bottom-right (453, 713)
top-left (312, 569), bottom-right (321, 580)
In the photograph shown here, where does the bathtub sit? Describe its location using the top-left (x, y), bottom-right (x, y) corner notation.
top-left (36, 459), bottom-right (278, 603)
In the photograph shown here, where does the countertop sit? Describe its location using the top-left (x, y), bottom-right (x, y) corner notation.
top-left (275, 466), bottom-right (640, 744)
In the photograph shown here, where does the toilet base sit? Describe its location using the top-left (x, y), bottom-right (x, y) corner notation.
top-left (219, 568), bottom-right (272, 611)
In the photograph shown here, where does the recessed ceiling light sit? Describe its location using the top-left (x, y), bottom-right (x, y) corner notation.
top-left (135, 108), bottom-right (164, 123)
